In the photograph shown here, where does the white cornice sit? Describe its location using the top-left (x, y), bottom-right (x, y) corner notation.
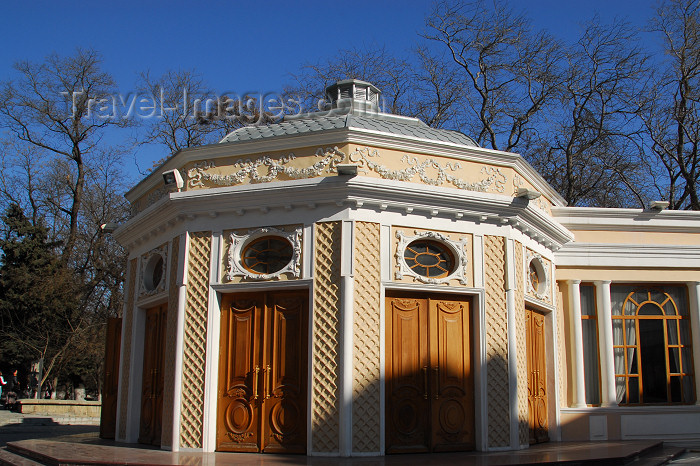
top-left (552, 206), bottom-right (700, 233)
top-left (555, 242), bottom-right (700, 268)
top-left (126, 127), bottom-right (566, 207)
top-left (115, 176), bottom-right (574, 252)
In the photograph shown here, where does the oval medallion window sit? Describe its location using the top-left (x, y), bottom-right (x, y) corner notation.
top-left (529, 259), bottom-right (546, 295)
top-left (529, 262), bottom-right (540, 291)
top-left (143, 254), bottom-right (164, 292)
top-left (241, 236), bottom-right (294, 275)
top-left (403, 240), bottom-right (455, 279)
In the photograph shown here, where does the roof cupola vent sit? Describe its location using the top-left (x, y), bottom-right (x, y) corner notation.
top-left (325, 79), bottom-right (381, 114)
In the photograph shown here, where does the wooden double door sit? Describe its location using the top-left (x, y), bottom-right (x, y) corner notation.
top-left (139, 304), bottom-right (167, 446)
top-left (386, 293), bottom-right (474, 453)
top-left (526, 308), bottom-right (549, 444)
top-left (217, 290), bottom-right (308, 454)
top-left (100, 317), bottom-right (122, 439)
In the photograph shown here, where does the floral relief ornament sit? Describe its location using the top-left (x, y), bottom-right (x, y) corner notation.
top-left (395, 230), bottom-right (469, 285)
top-left (349, 147), bottom-right (507, 193)
top-left (226, 227), bottom-right (302, 281)
top-left (188, 147), bottom-right (345, 188)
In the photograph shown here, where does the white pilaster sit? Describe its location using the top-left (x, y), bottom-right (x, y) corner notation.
top-left (171, 233), bottom-right (189, 451)
top-left (505, 239), bottom-right (519, 449)
top-left (569, 280), bottom-right (586, 408)
top-left (686, 282), bottom-right (700, 405)
top-left (595, 280), bottom-right (616, 407)
top-left (339, 220), bottom-right (354, 456)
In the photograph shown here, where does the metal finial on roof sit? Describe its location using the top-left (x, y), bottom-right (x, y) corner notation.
top-left (325, 79), bottom-right (381, 113)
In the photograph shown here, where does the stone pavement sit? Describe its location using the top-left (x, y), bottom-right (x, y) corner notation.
top-left (0, 409), bottom-right (698, 465)
top-left (0, 407), bottom-right (99, 448)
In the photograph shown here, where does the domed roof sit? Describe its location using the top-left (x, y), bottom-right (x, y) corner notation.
top-left (220, 79), bottom-right (478, 147)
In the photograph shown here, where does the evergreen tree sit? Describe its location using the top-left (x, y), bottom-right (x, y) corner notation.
top-left (0, 204), bottom-right (82, 393)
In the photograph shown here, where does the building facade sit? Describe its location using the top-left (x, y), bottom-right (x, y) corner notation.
top-left (110, 80), bottom-right (700, 455)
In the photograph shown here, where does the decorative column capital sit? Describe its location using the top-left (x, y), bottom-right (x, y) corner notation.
top-left (594, 280), bottom-right (612, 286)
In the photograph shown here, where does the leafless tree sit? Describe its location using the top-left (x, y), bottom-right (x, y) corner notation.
top-left (0, 49), bottom-right (130, 396)
top-left (424, 0), bottom-right (564, 151)
top-left (138, 69), bottom-right (275, 171)
top-left (527, 17), bottom-right (652, 207)
top-left (641, 0), bottom-right (700, 210)
top-left (0, 48), bottom-right (129, 262)
top-left (138, 69), bottom-right (221, 155)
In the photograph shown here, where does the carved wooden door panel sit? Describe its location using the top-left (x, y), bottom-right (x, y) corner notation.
top-left (526, 308), bottom-right (549, 444)
top-left (386, 296), bottom-right (430, 453)
top-left (386, 293), bottom-right (474, 454)
top-left (217, 293), bottom-right (263, 452)
top-left (217, 290), bottom-right (308, 454)
top-left (261, 291), bottom-right (308, 453)
top-left (100, 317), bottom-right (121, 439)
top-left (139, 304), bottom-right (167, 446)
top-left (429, 298), bottom-right (474, 452)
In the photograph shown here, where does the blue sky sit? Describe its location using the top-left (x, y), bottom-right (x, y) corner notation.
top-left (0, 0), bottom-right (661, 181)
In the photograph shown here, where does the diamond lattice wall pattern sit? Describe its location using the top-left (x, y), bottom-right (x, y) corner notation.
top-left (118, 258), bottom-right (137, 440)
top-left (352, 222), bottom-right (382, 453)
top-left (484, 235), bottom-right (510, 448)
top-left (160, 237), bottom-right (180, 447)
top-left (179, 232), bottom-right (211, 449)
top-left (515, 242), bottom-right (529, 446)
top-left (312, 222), bottom-right (342, 454)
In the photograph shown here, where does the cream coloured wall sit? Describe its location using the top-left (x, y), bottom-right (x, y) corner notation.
top-left (556, 267), bottom-right (700, 282)
top-left (572, 229), bottom-right (700, 246)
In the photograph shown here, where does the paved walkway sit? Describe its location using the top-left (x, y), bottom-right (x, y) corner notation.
top-left (1, 437), bottom-right (687, 465)
top-left (0, 409), bottom-right (697, 465)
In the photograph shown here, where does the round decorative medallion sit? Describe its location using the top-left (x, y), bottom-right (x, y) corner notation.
top-left (241, 236), bottom-right (293, 275)
top-left (143, 254), bottom-right (164, 292)
top-left (403, 240), bottom-right (455, 279)
top-left (270, 400), bottom-right (300, 436)
top-left (224, 398), bottom-right (253, 434)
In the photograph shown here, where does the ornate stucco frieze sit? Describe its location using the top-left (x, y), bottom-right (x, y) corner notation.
top-left (188, 147), bottom-right (345, 188)
top-left (349, 147), bottom-right (507, 193)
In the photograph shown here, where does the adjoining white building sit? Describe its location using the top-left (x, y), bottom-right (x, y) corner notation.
top-left (108, 79), bottom-right (700, 455)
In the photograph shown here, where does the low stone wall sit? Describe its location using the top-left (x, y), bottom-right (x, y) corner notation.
top-left (17, 399), bottom-right (101, 417)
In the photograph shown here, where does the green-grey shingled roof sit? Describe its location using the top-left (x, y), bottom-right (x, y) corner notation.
top-left (219, 112), bottom-right (478, 147)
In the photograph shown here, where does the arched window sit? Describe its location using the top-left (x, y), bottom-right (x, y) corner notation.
top-left (612, 286), bottom-right (694, 404)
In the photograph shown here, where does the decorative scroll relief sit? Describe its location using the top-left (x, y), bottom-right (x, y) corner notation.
top-left (349, 146), bottom-right (507, 193)
top-left (187, 147), bottom-right (346, 188)
top-left (226, 227), bottom-right (302, 281)
top-left (526, 250), bottom-right (551, 302)
top-left (139, 243), bottom-right (168, 298)
top-left (395, 230), bottom-right (469, 285)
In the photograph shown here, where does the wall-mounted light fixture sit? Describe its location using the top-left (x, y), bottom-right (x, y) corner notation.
top-left (162, 169), bottom-right (184, 191)
top-left (516, 187), bottom-right (541, 200)
top-left (100, 223), bottom-right (119, 234)
top-left (648, 200), bottom-right (670, 211)
top-left (336, 164), bottom-right (359, 176)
